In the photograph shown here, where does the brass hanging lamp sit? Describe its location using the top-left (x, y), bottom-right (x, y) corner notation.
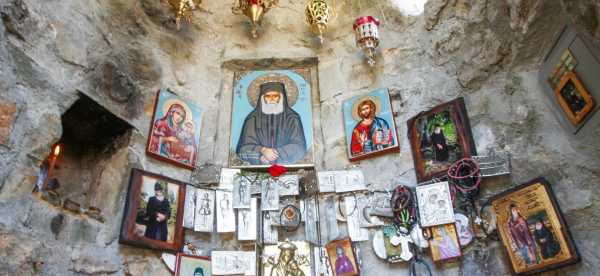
top-left (165, 0), bottom-right (203, 29)
top-left (305, 0), bottom-right (336, 44)
top-left (232, 0), bottom-right (280, 38)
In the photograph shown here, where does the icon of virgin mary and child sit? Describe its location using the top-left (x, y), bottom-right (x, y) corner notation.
top-left (149, 103), bottom-right (198, 166)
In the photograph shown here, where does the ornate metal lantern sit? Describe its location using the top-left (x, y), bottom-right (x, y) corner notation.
top-left (166, 0), bottom-right (202, 29)
top-left (353, 16), bottom-right (380, 66)
top-left (232, 0), bottom-right (279, 38)
top-left (305, 0), bottom-right (336, 44)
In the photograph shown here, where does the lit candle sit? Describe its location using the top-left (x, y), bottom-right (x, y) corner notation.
top-left (43, 144), bottom-right (61, 191)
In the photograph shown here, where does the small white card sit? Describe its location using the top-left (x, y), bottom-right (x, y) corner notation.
top-left (194, 189), bottom-right (215, 232)
top-left (183, 185), bottom-right (197, 229)
top-left (318, 170), bottom-right (368, 193)
top-left (261, 179), bottom-right (279, 211)
top-left (345, 195), bottom-right (369, 241)
top-left (219, 168), bottom-right (241, 191)
top-left (277, 175), bottom-right (300, 196)
top-left (216, 190), bottom-right (236, 233)
top-left (317, 171), bottom-right (338, 193)
top-left (237, 198), bottom-right (257, 241)
top-left (262, 211), bottom-right (278, 244)
top-left (211, 251), bottom-right (256, 275)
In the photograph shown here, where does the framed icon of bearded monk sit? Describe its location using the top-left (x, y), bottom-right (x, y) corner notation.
top-left (229, 70), bottom-right (315, 168)
top-left (146, 89), bottom-right (203, 170)
top-left (342, 89), bottom-right (399, 162)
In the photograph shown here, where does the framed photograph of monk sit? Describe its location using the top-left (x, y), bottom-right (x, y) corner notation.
top-left (146, 89), bottom-right (203, 170)
top-left (407, 98), bottom-right (477, 183)
top-left (229, 70), bottom-right (315, 168)
top-left (175, 253), bottom-right (211, 276)
top-left (342, 88), bottom-right (399, 162)
top-left (119, 168), bottom-right (186, 252)
top-left (554, 71), bottom-right (595, 126)
top-left (491, 178), bottom-right (579, 275)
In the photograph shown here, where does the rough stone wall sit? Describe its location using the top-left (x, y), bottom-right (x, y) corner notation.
top-left (0, 0), bottom-right (599, 275)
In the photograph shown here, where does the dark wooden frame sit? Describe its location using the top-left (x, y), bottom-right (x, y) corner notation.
top-left (119, 168), bottom-right (186, 252)
top-left (175, 253), bottom-right (211, 276)
top-left (427, 223), bottom-right (463, 263)
top-left (146, 89), bottom-right (201, 170)
top-left (407, 97), bottom-right (477, 183)
top-left (554, 71), bottom-right (595, 126)
top-left (343, 88), bottom-right (401, 162)
top-left (325, 237), bottom-right (360, 276)
top-left (490, 178), bottom-right (580, 276)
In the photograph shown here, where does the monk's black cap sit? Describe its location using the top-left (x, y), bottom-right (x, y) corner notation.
top-left (260, 82), bottom-right (285, 95)
top-left (154, 182), bottom-right (163, 191)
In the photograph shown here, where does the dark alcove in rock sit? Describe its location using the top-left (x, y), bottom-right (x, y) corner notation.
top-left (39, 93), bottom-right (133, 222)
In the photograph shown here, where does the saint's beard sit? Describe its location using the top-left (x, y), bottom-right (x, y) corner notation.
top-left (261, 97), bottom-right (284, 115)
top-left (359, 111), bottom-right (374, 120)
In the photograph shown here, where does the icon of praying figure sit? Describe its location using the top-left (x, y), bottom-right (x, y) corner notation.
top-left (236, 82), bottom-right (307, 165)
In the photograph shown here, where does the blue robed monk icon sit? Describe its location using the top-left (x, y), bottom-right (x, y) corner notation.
top-left (236, 82), bottom-right (307, 165)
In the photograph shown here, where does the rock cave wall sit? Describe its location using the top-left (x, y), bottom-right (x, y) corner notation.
top-left (0, 0), bottom-right (599, 275)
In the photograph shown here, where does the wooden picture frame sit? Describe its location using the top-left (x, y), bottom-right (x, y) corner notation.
top-left (491, 178), bottom-right (580, 275)
top-left (146, 89), bottom-right (203, 170)
top-left (407, 97), bottom-right (477, 183)
top-left (554, 71), bottom-right (595, 126)
top-left (428, 223), bottom-right (462, 263)
top-left (342, 88), bottom-right (400, 162)
top-left (325, 237), bottom-right (360, 276)
top-left (175, 253), bottom-right (211, 276)
top-left (119, 168), bottom-right (186, 252)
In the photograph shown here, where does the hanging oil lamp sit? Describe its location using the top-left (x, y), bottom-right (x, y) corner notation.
top-left (232, 0), bottom-right (279, 38)
top-left (305, 0), bottom-right (336, 44)
top-left (166, 0), bottom-right (203, 29)
top-left (353, 16), bottom-right (380, 66)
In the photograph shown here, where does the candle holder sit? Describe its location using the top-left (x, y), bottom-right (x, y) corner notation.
top-left (305, 0), bottom-right (336, 44)
top-left (165, 0), bottom-right (203, 29)
top-left (353, 16), bottom-right (380, 66)
top-left (232, 0), bottom-right (279, 38)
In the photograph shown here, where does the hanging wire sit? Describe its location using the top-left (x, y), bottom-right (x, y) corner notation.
top-left (375, 0), bottom-right (387, 23)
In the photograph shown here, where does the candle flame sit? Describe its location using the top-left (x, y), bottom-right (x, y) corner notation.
top-left (53, 145), bottom-right (61, 156)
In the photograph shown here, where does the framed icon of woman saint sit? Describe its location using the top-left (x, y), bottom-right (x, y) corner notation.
top-left (147, 89), bottom-right (203, 170)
